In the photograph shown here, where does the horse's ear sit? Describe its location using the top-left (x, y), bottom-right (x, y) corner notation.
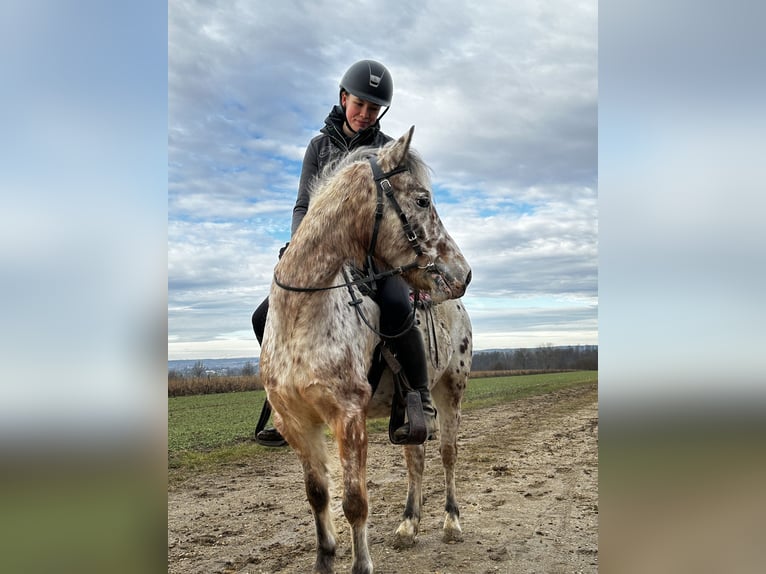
top-left (379, 125), bottom-right (415, 169)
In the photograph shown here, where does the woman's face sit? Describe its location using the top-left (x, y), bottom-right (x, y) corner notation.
top-left (342, 92), bottom-right (382, 132)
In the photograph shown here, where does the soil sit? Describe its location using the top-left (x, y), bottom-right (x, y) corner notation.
top-left (168, 382), bottom-right (598, 574)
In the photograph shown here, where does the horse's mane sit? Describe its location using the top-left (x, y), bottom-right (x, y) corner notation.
top-left (308, 141), bottom-right (432, 199)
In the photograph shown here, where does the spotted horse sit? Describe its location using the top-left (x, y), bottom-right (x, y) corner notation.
top-left (260, 127), bottom-right (472, 574)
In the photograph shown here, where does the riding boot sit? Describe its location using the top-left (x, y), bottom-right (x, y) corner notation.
top-left (252, 300), bottom-right (288, 447)
top-left (391, 327), bottom-right (438, 441)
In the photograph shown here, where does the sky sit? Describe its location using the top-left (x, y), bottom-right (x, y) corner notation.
top-left (168, 0), bottom-right (598, 361)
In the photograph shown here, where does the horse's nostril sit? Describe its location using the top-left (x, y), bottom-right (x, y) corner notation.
top-left (465, 269), bottom-right (472, 286)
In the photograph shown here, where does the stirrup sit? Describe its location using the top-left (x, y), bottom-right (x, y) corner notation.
top-left (255, 427), bottom-right (288, 447)
top-left (389, 391), bottom-right (428, 445)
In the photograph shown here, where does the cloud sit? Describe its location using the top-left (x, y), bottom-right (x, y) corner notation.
top-left (168, 0), bottom-right (598, 358)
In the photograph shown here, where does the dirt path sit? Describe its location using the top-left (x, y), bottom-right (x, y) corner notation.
top-left (168, 382), bottom-right (598, 573)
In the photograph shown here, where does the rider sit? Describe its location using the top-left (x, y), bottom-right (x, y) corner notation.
top-left (252, 59), bottom-right (437, 446)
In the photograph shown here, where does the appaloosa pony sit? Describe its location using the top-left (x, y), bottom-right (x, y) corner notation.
top-left (260, 126), bottom-right (472, 574)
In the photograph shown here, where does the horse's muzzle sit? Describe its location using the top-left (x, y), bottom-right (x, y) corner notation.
top-left (429, 265), bottom-right (471, 301)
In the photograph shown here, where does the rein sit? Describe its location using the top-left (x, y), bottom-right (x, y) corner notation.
top-left (342, 266), bottom-right (418, 340)
top-left (273, 261), bottom-right (420, 293)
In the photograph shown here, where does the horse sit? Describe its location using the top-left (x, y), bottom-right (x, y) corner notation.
top-left (259, 126), bottom-right (472, 574)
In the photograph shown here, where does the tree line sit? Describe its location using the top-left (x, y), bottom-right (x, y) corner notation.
top-left (169, 345), bottom-right (597, 397)
top-left (167, 360), bottom-right (257, 380)
top-left (470, 344), bottom-right (597, 372)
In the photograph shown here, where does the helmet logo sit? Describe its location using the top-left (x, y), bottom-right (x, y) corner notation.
top-left (369, 74), bottom-right (381, 88)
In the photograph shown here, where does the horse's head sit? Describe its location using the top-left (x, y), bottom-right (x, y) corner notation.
top-left (371, 126), bottom-right (472, 302)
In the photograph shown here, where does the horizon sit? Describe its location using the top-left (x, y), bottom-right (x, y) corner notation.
top-left (168, 343), bottom-right (599, 365)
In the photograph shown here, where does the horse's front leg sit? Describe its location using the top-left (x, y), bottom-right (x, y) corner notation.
top-left (290, 426), bottom-right (337, 574)
top-left (335, 413), bottom-right (373, 574)
top-left (304, 465), bottom-right (337, 574)
top-left (393, 443), bottom-right (425, 548)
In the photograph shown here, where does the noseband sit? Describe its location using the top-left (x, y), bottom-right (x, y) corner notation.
top-left (273, 155), bottom-right (434, 294)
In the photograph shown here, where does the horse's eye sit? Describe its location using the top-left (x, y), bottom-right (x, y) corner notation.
top-left (416, 196), bottom-right (430, 208)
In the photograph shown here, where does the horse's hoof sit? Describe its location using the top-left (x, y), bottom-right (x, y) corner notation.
top-left (442, 514), bottom-right (463, 543)
top-left (392, 532), bottom-right (417, 549)
top-left (350, 561), bottom-right (373, 574)
top-left (392, 521), bottom-right (418, 549)
top-left (313, 549), bottom-right (335, 574)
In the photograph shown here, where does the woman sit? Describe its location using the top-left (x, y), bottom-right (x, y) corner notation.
top-left (253, 60), bottom-right (436, 446)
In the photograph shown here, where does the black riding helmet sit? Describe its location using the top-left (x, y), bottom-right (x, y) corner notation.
top-left (339, 60), bottom-right (393, 125)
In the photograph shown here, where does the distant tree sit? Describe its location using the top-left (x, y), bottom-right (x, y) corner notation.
top-left (192, 360), bottom-right (206, 377)
top-left (241, 361), bottom-right (255, 376)
top-left (537, 343), bottom-right (555, 370)
top-left (560, 346), bottom-right (575, 369)
top-left (574, 346), bottom-right (598, 370)
top-left (513, 348), bottom-right (530, 370)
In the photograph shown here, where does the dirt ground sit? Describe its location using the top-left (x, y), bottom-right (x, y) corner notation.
top-left (168, 382), bottom-right (598, 574)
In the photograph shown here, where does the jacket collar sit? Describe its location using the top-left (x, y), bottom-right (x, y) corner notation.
top-left (321, 105), bottom-right (381, 148)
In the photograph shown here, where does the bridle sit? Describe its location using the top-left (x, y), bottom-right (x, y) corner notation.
top-left (273, 155), bottom-right (436, 339)
top-left (367, 157), bottom-right (432, 265)
top-left (273, 156), bottom-right (435, 294)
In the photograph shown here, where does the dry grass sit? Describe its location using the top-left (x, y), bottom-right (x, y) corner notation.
top-left (167, 370), bottom-right (580, 397)
top-left (168, 375), bottom-right (263, 397)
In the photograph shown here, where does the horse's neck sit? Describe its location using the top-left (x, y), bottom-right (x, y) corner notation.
top-left (278, 195), bottom-right (368, 287)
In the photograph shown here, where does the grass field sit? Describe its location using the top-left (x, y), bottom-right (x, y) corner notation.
top-left (168, 370), bottom-right (597, 479)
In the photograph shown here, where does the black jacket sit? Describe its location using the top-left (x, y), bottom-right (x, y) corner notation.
top-left (291, 105), bottom-right (392, 235)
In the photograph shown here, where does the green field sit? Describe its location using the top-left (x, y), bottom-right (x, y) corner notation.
top-left (168, 370), bottom-right (597, 478)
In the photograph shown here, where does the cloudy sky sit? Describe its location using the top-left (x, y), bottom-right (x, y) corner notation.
top-left (168, 0), bottom-right (597, 360)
